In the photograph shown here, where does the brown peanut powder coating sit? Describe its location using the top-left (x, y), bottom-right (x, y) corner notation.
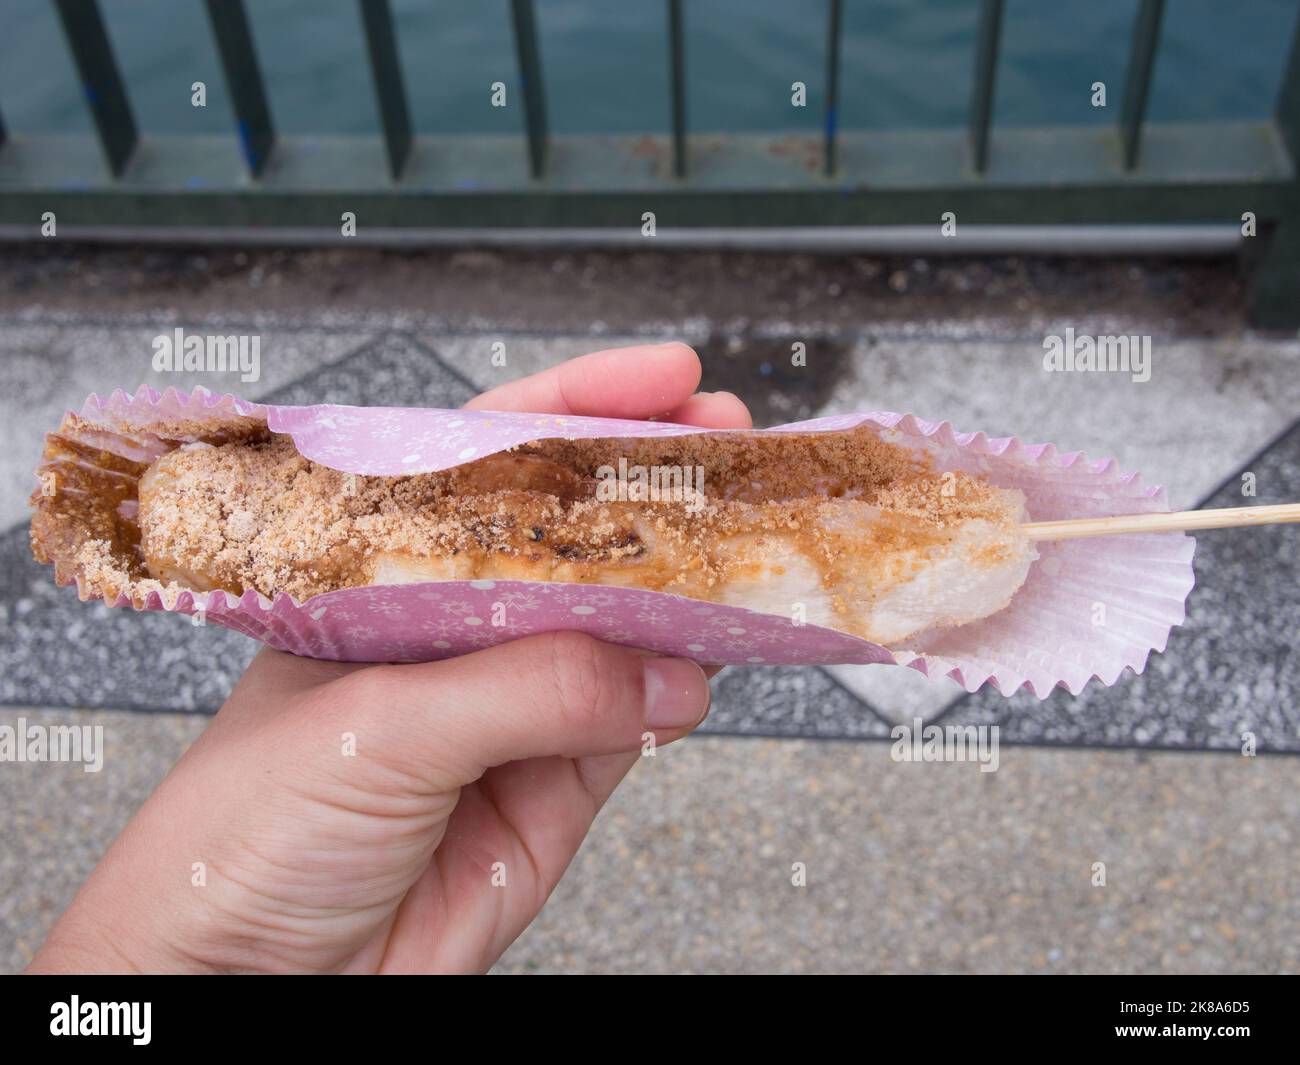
top-left (133, 427), bottom-right (1020, 602)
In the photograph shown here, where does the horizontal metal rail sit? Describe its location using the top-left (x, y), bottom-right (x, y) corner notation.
top-left (0, 0), bottom-right (1297, 325)
top-left (0, 223), bottom-right (1242, 256)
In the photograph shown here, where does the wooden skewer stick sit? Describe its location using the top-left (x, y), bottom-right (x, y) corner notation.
top-left (1023, 503), bottom-right (1300, 542)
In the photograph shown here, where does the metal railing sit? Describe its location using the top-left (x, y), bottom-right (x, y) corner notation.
top-left (1, 0), bottom-right (1298, 325)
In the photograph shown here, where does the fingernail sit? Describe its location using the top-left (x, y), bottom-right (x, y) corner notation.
top-left (643, 657), bottom-right (710, 729)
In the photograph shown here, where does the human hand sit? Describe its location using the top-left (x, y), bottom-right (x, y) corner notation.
top-left (30, 343), bottom-right (751, 974)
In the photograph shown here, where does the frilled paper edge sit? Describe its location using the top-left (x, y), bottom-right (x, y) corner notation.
top-left (38, 385), bottom-right (1198, 699)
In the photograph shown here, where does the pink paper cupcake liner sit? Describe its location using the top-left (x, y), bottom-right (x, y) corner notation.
top-left (37, 386), bottom-right (1197, 699)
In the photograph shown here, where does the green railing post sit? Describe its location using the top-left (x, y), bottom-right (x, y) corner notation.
top-left (824, 0), bottom-right (842, 176)
top-left (1276, 7), bottom-right (1300, 167)
top-left (359, 0), bottom-right (412, 180)
top-left (668, 0), bottom-right (687, 178)
top-left (1120, 0), bottom-right (1165, 170)
top-left (1248, 11), bottom-right (1300, 328)
top-left (510, 0), bottom-right (548, 179)
top-left (53, 0), bottom-right (138, 177)
top-left (968, 0), bottom-right (1003, 174)
top-left (204, 0), bottom-right (275, 178)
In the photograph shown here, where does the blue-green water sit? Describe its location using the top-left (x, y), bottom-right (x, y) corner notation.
top-left (1, 0), bottom-right (1296, 139)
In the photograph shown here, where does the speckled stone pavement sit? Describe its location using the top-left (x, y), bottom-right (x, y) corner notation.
top-left (3, 710), bottom-right (1295, 974)
top-left (1, 250), bottom-right (1296, 972)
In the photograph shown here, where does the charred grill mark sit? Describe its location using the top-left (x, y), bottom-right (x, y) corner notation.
top-left (612, 531), bottom-right (645, 556)
top-left (465, 512), bottom-right (517, 547)
top-left (551, 530), bottom-right (644, 564)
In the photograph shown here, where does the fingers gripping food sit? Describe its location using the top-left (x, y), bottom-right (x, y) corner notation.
top-left (33, 416), bottom-right (1036, 648)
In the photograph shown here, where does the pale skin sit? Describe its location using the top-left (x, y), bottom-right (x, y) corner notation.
top-left (29, 343), bottom-right (752, 975)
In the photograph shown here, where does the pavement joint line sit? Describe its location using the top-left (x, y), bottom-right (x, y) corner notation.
top-left (683, 731), bottom-right (1300, 757)
top-left (813, 661), bottom-right (947, 727)
top-left (901, 410), bottom-right (1300, 732)
top-left (0, 314), bottom-right (405, 339)
top-left (254, 327), bottom-right (424, 401)
top-left (1170, 411), bottom-right (1300, 516)
top-left (1, 698), bottom-right (1294, 757)
top-left (2, 312), bottom-right (1292, 347)
top-left (398, 329), bottom-right (489, 397)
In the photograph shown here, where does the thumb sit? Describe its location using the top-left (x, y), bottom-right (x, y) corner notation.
top-left (335, 631), bottom-right (711, 784)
